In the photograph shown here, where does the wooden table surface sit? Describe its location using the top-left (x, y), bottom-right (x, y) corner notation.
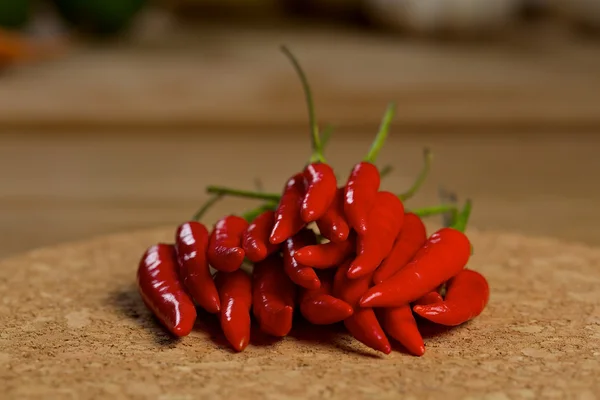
top-left (1, 131), bottom-right (599, 259)
top-left (2, 24), bottom-right (600, 133)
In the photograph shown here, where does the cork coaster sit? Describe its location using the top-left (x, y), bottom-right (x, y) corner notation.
top-left (1, 228), bottom-right (599, 399)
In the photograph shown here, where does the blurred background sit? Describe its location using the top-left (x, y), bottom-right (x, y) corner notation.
top-left (1, 0), bottom-right (599, 259)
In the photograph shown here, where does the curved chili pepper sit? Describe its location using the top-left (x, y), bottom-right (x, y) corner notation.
top-left (360, 227), bottom-right (472, 308)
top-left (348, 191), bottom-right (405, 279)
top-left (343, 103), bottom-right (395, 235)
top-left (413, 269), bottom-right (489, 326)
top-left (252, 254), bottom-right (296, 337)
top-left (269, 173), bottom-right (306, 245)
top-left (343, 162), bottom-right (380, 236)
top-left (282, 229), bottom-right (321, 289)
top-left (279, 46), bottom-right (338, 224)
top-left (333, 262), bottom-right (391, 354)
top-left (413, 291), bottom-right (444, 306)
top-left (377, 306), bottom-right (424, 356)
top-left (299, 271), bottom-right (354, 325)
top-left (137, 244), bottom-right (197, 337)
top-left (315, 187), bottom-right (350, 243)
top-left (207, 215), bottom-right (249, 272)
top-left (293, 232), bottom-right (355, 269)
top-left (376, 291), bottom-right (441, 357)
top-left (214, 269), bottom-right (252, 352)
top-left (175, 222), bottom-right (221, 314)
top-left (242, 210), bottom-right (279, 263)
top-left (301, 162), bottom-right (337, 223)
top-left (372, 212), bottom-right (427, 284)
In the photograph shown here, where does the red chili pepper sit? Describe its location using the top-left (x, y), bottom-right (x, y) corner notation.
top-left (214, 269), bottom-right (252, 352)
top-left (315, 187), bottom-right (350, 243)
top-left (333, 262), bottom-right (391, 354)
top-left (372, 212), bottom-right (427, 285)
top-left (348, 191), bottom-right (405, 279)
top-left (343, 103), bottom-right (395, 235)
top-left (413, 269), bottom-right (489, 326)
top-left (301, 162), bottom-right (337, 223)
top-left (279, 46), bottom-right (338, 224)
top-left (376, 291), bottom-right (441, 357)
top-left (207, 215), bottom-right (249, 272)
top-left (299, 271), bottom-right (353, 325)
top-left (269, 173), bottom-right (306, 245)
top-left (293, 232), bottom-right (355, 269)
top-left (360, 227), bottom-right (472, 308)
top-left (343, 162), bottom-right (380, 236)
top-left (137, 244), bottom-right (197, 337)
top-left (175, 222), bottom-right (221, 314)
top-left (282, 229), bottom-right (321, 289)
top-left (242, 210), bottom-right (279, 263)
top-left (413, 291), bottom-right (444, 306)
top-left (377, 306), bottom-right (424, 356)
top-left (252, 254), bottom-right (296, 337)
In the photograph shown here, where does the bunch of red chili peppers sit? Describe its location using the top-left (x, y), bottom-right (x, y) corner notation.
top-left (136, 47), bottom-right (490, 356)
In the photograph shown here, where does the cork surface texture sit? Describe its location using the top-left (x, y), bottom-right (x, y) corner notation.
top-left (1, 227), bottom-right (599, 399)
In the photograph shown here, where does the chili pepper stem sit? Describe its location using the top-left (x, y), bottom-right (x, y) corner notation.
top-left (241, 202), bottom-right (278, 222)
top-left (398, 148), bottom-right (433, 202)
top-left (438, 186), bottom-right (459, 227)
top-left (192, 193), bottom-right (224, 221)
top-left (206, 186), bottom-right (281, 202)
top-left (379, 164), bottom-right (393, 178)
top-left (364, 102), bottom-right (396, 164)
top-left (320, 124), bottom-right (334, 153)
top-left (280, 45), bottom-right (325, 164)
top-left (451, 199), bottom-right (473, 233)
top-left (409, 204), bottom-right (458, 218)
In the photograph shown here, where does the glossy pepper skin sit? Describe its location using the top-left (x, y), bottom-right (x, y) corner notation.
top-left (293, 232), bottom-right (355, 269)
top-left (207, 215), bottom-right (249, 272)
top-left (299, 271), bottom-right (354, 325)
top-left (413, 269), bottom-right (489, 326)
top-left (175, 222), bottom-right (221, 314)
top-left (316, 187), bottom-right (350, 243)
top-left (377, 292), bottom-right (440, 357)
top-left (348, 191), bottom-right (405, 279)
top-left (301, 162), bottom-right (337, 223)
top-left (270, 173), bottom-right (307, 245)
top-left (373, 212), bottom-right (427, 285)
top-left (242, 210), bottom-right (279, 263)
top-left (343, 162), bottom-right (380, 235)
top-left (137, 244), bottom-right (197, 337)
top-left (360, 227), bottom-right (472, 308)
top-left (252, 254), bottom-right (296, 337)
top-left (214, 270), bottom-right (252, 352)
top-left (282, 229), bottom-right (321, 289)
top-left (414, 291), bottom-right (444, 306)
top-left (333, 262), bottom-right (391, 354)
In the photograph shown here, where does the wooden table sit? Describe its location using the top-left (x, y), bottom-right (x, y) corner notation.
top-left (1, 25), bottom-right (599, 258)
top-left (1, 131), bottom-right (599, 259)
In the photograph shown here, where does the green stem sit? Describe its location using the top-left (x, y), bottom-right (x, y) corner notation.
top-left (192, 193), bottom-right (224, 221)
top-left (398, 148), bottom-right (433, 201)
top-left (206, 185), bottom-right (281, 202)
top-left (409, 204), bottom-right (458, 218)
top-left (241, 202), bottom-right (278, 222)
top-left (438, 186), bottom-right (459, 228)
top-left (451, 199), bottom-right (472, 233)
top-left (321, 124), bottom-right (334, 153)
top-left (379, 164), bottom-right (393, 178)
top-left (280, 45), bottom-right (324, 164)
top-left (364, 102), bottom-right (396, 163)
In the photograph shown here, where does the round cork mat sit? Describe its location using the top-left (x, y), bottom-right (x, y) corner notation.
top-left (1, 227), bottom-right (599, 399)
